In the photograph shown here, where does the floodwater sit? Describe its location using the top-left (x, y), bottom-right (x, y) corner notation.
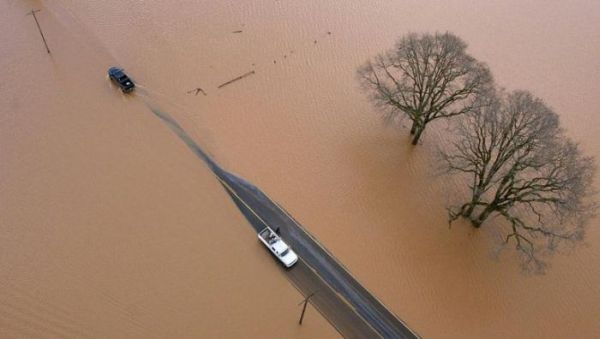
top-left (2, 0), bottom-right (600, 338)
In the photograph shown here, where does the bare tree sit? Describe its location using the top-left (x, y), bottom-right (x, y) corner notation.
top-left (443, 90), bottom-right (596, 271)
top-left (358, 32), bottom-right (492, 145)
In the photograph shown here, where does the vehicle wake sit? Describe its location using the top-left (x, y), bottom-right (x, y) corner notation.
top-left (142, 100), bottom-right (419, 338)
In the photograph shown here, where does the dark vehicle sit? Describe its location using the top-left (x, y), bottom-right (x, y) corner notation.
top-left (108, 67), bottom-right (135, 93)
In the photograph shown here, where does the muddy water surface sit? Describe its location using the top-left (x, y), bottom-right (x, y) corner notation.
top-left (0, 0), bottom-right (336, 337)
top-left (3, 0), bottom-right (600, 337)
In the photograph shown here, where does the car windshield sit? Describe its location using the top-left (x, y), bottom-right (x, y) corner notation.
top-left (280, 249), bottom-right (289, 256)
top-left (118, 75), bottom-right (128, 81)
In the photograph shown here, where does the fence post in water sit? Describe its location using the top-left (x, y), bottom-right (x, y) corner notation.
top-left (298, 292), bottom-right (315, 325)
top-left (27, 9), bottom-right (51, 54)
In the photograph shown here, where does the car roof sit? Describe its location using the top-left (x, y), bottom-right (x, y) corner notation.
top-left (108, 67), bottom-right (125, 75)
top-left (272, 240), bottom-right (288, 254)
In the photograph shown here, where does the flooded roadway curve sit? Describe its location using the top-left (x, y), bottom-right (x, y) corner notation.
top-left (147, 103), bottom-right (419, 338)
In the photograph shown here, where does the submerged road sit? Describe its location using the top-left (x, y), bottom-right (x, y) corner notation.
top-left (147, 104), bottom-right (419, 338)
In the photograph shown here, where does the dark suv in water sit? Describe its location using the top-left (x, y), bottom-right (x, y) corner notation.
top-left (108, 67), bottom-right (135, 93)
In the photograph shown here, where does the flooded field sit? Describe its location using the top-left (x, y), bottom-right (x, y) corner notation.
top-left (2, 0), bottom-right (600, 337)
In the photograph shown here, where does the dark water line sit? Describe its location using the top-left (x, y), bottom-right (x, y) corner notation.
top-left (142, 101), bottom-right (418, 338)
top-left (145, 103), bottom-right (220, 173)
top-left (144, 101), bottom-right (270, 232)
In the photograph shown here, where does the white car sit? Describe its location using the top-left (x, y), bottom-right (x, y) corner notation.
top-left (258, 227), bottom-right (298, 268)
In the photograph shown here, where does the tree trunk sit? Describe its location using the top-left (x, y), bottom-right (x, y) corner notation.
top-left (463, 202), bottom-right (476, 218)
top-left (411, 126), bottom-right (424, 145)
top-left (410, 120), bottom-right (417, 135)
top-left (471, 206), bottom-right (495, 228)
top-left (463, 190), bottom-right (483, 218)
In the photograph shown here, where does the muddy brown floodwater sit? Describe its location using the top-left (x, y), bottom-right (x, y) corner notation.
top-left (2, 0), bottom-right (600, 338)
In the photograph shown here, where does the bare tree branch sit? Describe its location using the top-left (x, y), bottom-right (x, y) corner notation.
top-left (358, 32), bottom-right (493, 145)
top-left (442, 89), bottom-right (596, 273)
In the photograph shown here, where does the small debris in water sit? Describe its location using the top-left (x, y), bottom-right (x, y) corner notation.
top-left (217, 70), bottom-right (256, 89)
top-left (232, 30), bottom-right (243, 33)
top-left (187, 87), bottom-right (207, 96)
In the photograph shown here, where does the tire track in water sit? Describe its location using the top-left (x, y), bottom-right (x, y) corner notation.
top-left (140, 97), bottom-right (419, 338)
top-left (142, 99), bottom-right (219, 174)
